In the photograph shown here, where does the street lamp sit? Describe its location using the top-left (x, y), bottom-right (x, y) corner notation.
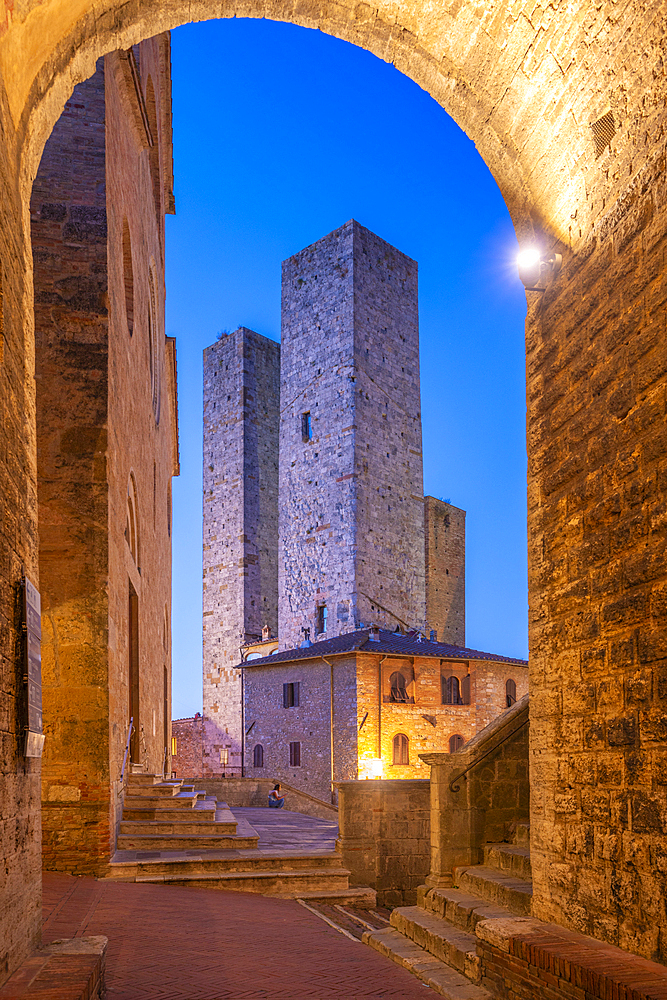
top-left (517, 247), bottom-right (562, 291)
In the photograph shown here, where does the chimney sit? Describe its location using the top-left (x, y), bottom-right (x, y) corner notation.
top-left (369, 623), bottom-right (381, 642)
top-left (430, 629), bottom-right (437, 642)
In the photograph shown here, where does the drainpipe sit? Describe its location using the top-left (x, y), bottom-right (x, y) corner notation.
top-left (240, 660), bottom-right (245, 778)
top-left (321, 656), bottom-right (335, 803)
top-left (378, 655), bottom-right (388, 763)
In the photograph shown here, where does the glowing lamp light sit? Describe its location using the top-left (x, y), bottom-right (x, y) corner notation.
top-left (370, 758), bottom-right (383, 779)
top-left (517, 247), bottom-right (562, 291)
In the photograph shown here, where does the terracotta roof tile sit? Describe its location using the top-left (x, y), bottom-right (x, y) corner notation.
top-left (240, 628), bottom-right (528, 668)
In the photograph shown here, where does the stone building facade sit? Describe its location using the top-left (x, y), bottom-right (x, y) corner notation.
top-left (243, 627), bottom-right (527, 802)
top-left (203, 225), bottom-right (455, 778)
top-left (202, 327), bottom-right (279, 772)
top-left (279, 221), bottom-right (426, 651)
top-left (3, 0), bottom-right (667, 984)
top-left (29, 36), bottom-right (178, 875)
top-left (424, 498), bottom-right (465, 645)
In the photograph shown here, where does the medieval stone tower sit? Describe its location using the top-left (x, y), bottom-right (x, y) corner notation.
top-left (278, 220), bottom-right (426, 650)
top-left (202, 328), bottom-right (279, 766)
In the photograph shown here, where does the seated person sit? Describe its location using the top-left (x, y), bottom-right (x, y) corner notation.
top-left (268, 782), bottom-right (285, 809)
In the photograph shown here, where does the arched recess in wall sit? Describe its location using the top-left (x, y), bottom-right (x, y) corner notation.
top-left (125, 472), bottom-right (140, 569)
top-left (144, 75), bottom-right (162, 222)
top-left (122, 217), bottom-right (134, 335)
top-left (148, 257), bottom-right (161, 424)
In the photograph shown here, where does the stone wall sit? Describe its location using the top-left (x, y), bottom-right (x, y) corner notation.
top-left (244, 654), bottom-right (358, 802)
top-left (526, 104), bottom-right (667, 965)
top-left (278, 220), bottom-right (424, 650)
top-left (424, 498), bottom-right (465, 645)
top-left (337, 778), bottom-right (431, 906)
top-left (202, 327), bottom-right (279, 773)
top-left (423, 694), bottom-right (529, 884)
top-left (31, 63), bottom-right (111, 875)
top-left (29, 36), bottom-right (176, 876)
top-left (192, 777), bottom-right (339, 820)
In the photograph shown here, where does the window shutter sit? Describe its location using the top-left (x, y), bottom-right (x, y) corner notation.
top-left (462, 674), bottom-right (471, 705)
top-left (283, 683), bottom-right (289, 708)
top-left (293, 681), bottom-right (300, 707)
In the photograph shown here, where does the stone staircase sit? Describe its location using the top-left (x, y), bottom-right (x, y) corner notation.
top-left (363, 824), bottom-right (532, 998)
top-left (108, 774), bottom-right (374, 905)
top-left (117, 773), bottom-right (259, 850)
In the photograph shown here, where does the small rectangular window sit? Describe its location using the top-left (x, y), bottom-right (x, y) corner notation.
top-left (301, 412), bottom-right (312, 442)
top-left (316, 605), bottom-right (327, 634)
top-left (289, 741), bottom-right (301, 766)
top-left (283, 681), bottom-right (300, 708)
top-left (171, 736), bottom-right (177, 756)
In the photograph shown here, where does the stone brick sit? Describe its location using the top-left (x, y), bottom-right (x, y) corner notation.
top-left (202, 328), bottom-right (279, 770)
top-left (278, 221), bottom-right (425, 649)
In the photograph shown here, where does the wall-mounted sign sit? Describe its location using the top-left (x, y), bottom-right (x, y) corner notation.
top-left (24, 577), bottom-right (45, 758)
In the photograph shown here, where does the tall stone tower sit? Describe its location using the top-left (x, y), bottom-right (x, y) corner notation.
top-left (202, 328), bottom-right (279, 769)
top-left (424, 497), bottom-right (466, 644)
top-left (278, 220), bottom-right (425, 651)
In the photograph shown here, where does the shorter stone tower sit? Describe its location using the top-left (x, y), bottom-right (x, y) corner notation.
top-left (202, 328), bottom-right (279, 769)
top-left (424, 497), bottom-right (465, 645)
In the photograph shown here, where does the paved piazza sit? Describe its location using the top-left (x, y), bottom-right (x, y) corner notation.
top-left (42, 871), bottom-right (432, 999)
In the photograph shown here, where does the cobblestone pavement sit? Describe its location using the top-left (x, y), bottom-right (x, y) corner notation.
top-left (43, 872), bottom-right (433, 999)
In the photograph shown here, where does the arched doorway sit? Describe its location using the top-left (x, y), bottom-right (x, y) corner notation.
top-left (2, 0), bottom-right (667, 981)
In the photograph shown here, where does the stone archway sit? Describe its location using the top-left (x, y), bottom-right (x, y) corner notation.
top-left (2, 0), bottom-right (667, 984)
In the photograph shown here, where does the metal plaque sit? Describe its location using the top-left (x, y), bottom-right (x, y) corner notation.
top-left (23, 576), bottom-right (44, 752)
top-left (25, 731), bottom-right (45, 758)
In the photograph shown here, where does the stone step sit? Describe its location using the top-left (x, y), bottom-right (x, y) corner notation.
top-left (123, 792), bottom-right (206, 811)
top-left (294, 886), bottom-right (377, 908)
top-left (483, 843), bottom-right (532, 881)
top-left (363, 927), bottom-right (492, 1000)
top-left (453, 865), bottom-right (532, 917)
top-left (116, 831), bottom-right (258, 850)
top-left (119, 819), bottom-right (237, 835)
top-left (418, 885), bottom-right (513, 932)
top-left (108, 851), bottom-right (346, 879)
top-left (121, 866), bottom-right (353, 897)
top-left (122, 800), bottom-right (217, 821)
top-left (127, 772), bottom-right (163, 785)
top-left (126, 780), bottom-right (185, 795)
top-left (390, 906), bottom-right (480, 982)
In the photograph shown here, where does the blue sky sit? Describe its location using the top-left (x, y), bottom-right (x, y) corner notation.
top-left (166, 18), bottom-right (528, 720)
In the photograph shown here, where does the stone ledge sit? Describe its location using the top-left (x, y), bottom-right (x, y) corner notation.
top-left (0, 936), bottom-right (107, 1000)
top-left (476, 917), bottom-right (667, 999)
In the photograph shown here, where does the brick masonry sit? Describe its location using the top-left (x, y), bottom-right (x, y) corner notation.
top-left (29, 37), bottom-right (177, 876)
top-left (337, 778), bottom-right (431, 906)
top-left (279, 220), bottom-right (425, 650)
top-left (3, 0), bottom-right (667, 984)
top-left (202, 328), bottom-right (279, 772)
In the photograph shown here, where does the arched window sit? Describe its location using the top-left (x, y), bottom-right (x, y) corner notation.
top-left (125, 473), bottom-right (140, 568)
top-left (390, 671), bottom-right (409, 703)
top-left (122, 217), bottom-right (134, 335)
top-left (393, 733), bottom-right (409, 765)
top-left (145, 76), bottom-right (162, 220)
top-left (462, 674), bottom-right (471, 705)
top-left (506, 678), bottom-right (517, 707)
top-left (253, 744), bottom-right (264, 768)
top-left (449, 734), bottom-right (466, 752)
top-left (442, 675), bottom-right (463, 705)
top-left (148, 259), bottom-right (160, 424)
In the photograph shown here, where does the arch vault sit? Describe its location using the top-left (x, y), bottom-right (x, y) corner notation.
top-left (1, 0), bottom-right (667, 982)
